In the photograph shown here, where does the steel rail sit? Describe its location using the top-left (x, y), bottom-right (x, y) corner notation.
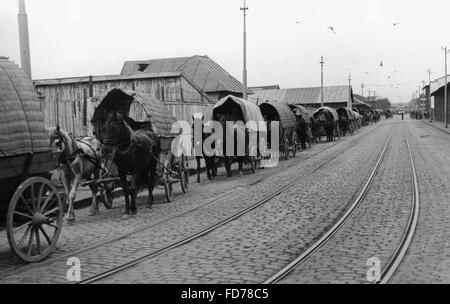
top-left (13, 133), bottom-right (347, 271)
top-left (378, 129), bottom-right (420, 284)
top-left (264, 131), bottom-right (393, 284)
top-left (78, 132), bottom-right (369, 284)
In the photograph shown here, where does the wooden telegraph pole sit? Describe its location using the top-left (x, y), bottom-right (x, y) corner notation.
top-left (241, 0), bottom-right (248, 100)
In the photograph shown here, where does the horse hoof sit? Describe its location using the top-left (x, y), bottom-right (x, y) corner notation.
top-left (64, 216), bottom-right (75, 225)
top-left (131, 210), bottom-right (137, 216)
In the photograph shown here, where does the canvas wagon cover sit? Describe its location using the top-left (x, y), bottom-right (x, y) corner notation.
top-left (337, 107), bottom-right (356, 121)
top-left (92, 88), bottom-right (177, 139)
top-left (259, 102), bottom-right (297, 130)
top-left (0, 58), bottom-right (49, 157)
top-left (212, 95), bottom-right (267, 132)
top-left (313, 106), bottom-right (339, 121)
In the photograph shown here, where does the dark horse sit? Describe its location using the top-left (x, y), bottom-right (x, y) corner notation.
top-left (102, 112), bottom-right (160, 215)
top-left (218, 114), bottom-right (246, 178)
top-left (296, 116), bottom-right (309, 150)
top-left (324, 114), bottom-right (336, 142)
top-left (192, 118), bottom-right (217, 183)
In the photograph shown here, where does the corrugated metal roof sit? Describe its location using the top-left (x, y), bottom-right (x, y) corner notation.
top-left (121, 57), bottom-right (191, 75)
top-left (249, 85), bottom-right (352, 105)
top-left (121, 55), bottom-right (251, 95)
top-left (353, 94), bottom-right (372, 108)
top-left (250, 85), bottom-right (280, 91)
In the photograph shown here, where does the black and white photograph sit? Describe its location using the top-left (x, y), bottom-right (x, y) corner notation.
top-left (1, 0), bottom-right (450, 290)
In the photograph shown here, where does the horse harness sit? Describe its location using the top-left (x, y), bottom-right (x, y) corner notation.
top-left (57, 131), bottom-right (103, 172)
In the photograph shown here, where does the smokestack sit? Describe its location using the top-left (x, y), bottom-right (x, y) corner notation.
top-left (18, 0), bottom-right (32, 79)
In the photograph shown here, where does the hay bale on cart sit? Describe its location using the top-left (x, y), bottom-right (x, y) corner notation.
top-left (0, 57), bottom-right (63, 262)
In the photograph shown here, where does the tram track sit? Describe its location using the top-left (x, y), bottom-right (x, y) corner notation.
top-left (0, 123), bottom-right (385, 283)
top-left (77, 126), bottom-right (387, 284)
top-left (378, 130), bottom-right (419, 284)
top-left (0, 128), bottom-right (357, 275)
top-left (263, 128), bottom-right (419, 284)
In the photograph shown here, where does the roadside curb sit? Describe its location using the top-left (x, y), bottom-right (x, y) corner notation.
top-left (422, 120), bottom-right (450, 136)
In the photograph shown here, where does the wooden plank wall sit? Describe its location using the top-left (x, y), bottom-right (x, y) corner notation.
top-left (35, 76), bottom-right (215, 137)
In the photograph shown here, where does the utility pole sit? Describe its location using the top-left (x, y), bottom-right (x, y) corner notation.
top-left (422, 80), bottom-right (426, 118)
top-left (320, 56), bottom-right (324, 107)
top-left (361, 83), bottom-right (364, 96)
top-left (445, 47), bottom-right (448, 128)
top-left (240, 0), bottom-right (248, 100)
top-left (428, 68), bottom-right (433, 122)
top-left (374, 91), bottom-right (377, 109)
top-left (348, 73), bottom-right (352, 109)
top-left (18, 0), bottom-right (32, 79)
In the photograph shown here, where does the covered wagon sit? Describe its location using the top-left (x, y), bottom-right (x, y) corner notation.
top-left (211, 95), bottom-right (266, 176)
top-left (259, 101), bottom-right (297, 159)
top-left (0, 57), bottom-right (63, 262)
top-left (91, 88), bottom-right (189, 202)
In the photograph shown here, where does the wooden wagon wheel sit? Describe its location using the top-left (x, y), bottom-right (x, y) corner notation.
top-left (179, 155), bottom-right (189, 193)
top-left (163, 160), bottom-right (174, 203)
top-left (6, 177), bottom-right (63, 263)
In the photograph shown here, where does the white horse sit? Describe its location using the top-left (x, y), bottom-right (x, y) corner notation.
top-left (48, 126), bottom-right (108, 222)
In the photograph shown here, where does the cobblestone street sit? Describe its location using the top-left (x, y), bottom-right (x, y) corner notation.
top-left (2, 116), bottom-right (449, 284)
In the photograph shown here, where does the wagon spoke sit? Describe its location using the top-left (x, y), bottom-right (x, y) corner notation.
top-left (26, 227), bottom-right (35, 256)
top-left (39, 227), bottom-right (52, 245)
top-left (17, 225), bottom-right (32, 248)
top-left (35, 229), bottom-right (41, 255)
top-left (30, 183), bottom-right (36, 213)
top-left (36, 182), bottom-right (46, 211)
top-left (20, 195), bottom-right (34, 215)
top-left (14, 211), bottom-right (33, 220)
top-left (14, 221), bottom-right (32, 234)
top-left (44, 207), bottom-right (60, 217)
top-left (44, 223), bottom-right (58, 230)
top-left (40, 193), bottom-right (57, 213)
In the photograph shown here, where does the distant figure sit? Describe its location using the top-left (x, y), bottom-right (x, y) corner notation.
top-left (401, 112), bottom-right (404, 120)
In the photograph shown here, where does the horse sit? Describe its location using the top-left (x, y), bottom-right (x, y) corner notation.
top-left (192, 118), bottom-right (217, 183)
top-left (338, 114), bottom-right (349, 137)
top-left (101, 112), bottom-right (160, 215)
top-left (309, 117), bottom-right (319, 144)
top-left (48, 126), bottom-right (106, 222)
top-left (218, 114), bottom-right (246, 178)
top-left (324, 114), bottom-right (336, 142)
top-left (296, 116), bottom-right (309, 150)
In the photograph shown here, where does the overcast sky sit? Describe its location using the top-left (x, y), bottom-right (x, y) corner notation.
top-left (1, 0), bottom-right (449, 104)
